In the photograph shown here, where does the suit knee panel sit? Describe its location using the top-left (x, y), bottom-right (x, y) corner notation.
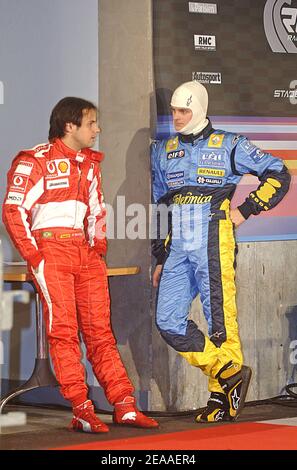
top-left (158, 320), bottom-right (205, 352)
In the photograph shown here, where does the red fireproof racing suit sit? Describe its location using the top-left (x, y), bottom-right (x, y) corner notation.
top-left (2, 138), bottom-right (134, 406)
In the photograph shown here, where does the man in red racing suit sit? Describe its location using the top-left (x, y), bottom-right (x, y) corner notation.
top-left (3, 97), bottom-right (158, 433)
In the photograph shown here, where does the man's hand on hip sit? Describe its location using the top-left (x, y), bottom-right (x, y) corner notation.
top-left (230, 208), bottom-right (245, 227)
top-left (153, 264), bottom-right (163, 288)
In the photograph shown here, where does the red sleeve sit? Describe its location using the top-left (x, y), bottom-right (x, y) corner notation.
top-left (2, 153), bottom-right (45, 268)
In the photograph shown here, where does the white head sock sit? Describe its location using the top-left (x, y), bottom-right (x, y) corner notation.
top-left (170, 81), bottom-right (209, 135)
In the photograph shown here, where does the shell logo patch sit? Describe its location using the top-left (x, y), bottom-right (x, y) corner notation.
top-left (46, 159), bottom-right (70, 178)
top-left (58, 161), bottom-right (69, 173)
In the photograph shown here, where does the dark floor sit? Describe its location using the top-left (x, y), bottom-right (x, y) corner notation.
top-left (1, 400), bottom-right (297, 450)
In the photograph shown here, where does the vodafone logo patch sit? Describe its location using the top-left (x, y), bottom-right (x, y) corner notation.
top-left (10, 174), bottom-right (29, 192)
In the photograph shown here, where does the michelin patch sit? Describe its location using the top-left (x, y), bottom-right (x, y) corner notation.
top-left (167, 171), bottom-right (184, 180)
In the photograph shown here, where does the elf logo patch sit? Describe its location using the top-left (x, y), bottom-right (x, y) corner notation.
top-left (167, 150), bottom-right (185, 160)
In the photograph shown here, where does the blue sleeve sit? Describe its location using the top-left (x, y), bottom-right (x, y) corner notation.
top-left (150, 140), bottom-right (170, 264)
top-left (233, 137), bottom-right (291, 219)
top-left (150, 140), bottom-right (168, 203)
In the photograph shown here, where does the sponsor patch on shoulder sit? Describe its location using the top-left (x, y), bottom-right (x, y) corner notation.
top-left (165, 136), bottom-right (179, 152)
top-left (15, 161), bottom-right (33, 176)
top-left (240, 140), bottom-right (256, 155)
top-left (250, 149), bottom-right (265, 162)
top-left (232, 135), bottom-right (241, 146)
top-left (10, 174), bottom-right (29, 192)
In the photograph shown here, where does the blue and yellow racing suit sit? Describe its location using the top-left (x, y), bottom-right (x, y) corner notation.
top-left (151, 121), bottom-right (291, 393)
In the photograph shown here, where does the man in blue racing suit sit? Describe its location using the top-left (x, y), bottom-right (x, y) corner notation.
top-left (151, 81), bottom-right (291, 422)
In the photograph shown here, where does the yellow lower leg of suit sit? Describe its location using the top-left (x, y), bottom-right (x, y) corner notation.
top-left (179, 214), bottom-right (243, 393)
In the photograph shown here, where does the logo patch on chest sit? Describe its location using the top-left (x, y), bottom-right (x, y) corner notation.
top-left (197, 176), bottom-right (223, 185)
top-left (197, 168), bottom-right (225, 177)
top-left (46, 178), bottom-right (69, 189)
top-left (167, 150), bottom-right (185, 160)
top-left (168, 179), bottom-right (184, 188)
top-left (166, 171), bottom-right (185, 180)
top-left (46, 159), bottom-right (70, 178)
top-left (208, 133), bottom-right (224, 148)
top-left (198, 149), bottom-right (226, 168)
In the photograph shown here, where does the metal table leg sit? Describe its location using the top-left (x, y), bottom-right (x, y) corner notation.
top-left (0, 284), bottom-right (58, 414)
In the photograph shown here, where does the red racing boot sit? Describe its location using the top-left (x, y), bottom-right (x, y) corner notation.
top-left (113, 396), bottom-right (159, 428)
top-left (70, 399), bottom-right (109, 433)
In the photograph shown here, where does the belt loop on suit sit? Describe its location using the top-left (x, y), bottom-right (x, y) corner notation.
top-left (208, 210), bottom-right (227, 221)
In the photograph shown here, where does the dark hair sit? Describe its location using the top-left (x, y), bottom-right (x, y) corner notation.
top-left (48, 97), bottom-right (97, 141)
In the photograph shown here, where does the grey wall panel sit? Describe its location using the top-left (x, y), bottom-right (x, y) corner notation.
top-left (152, 241), bottom-right (297, 410)
top-left (0, 0), bottom-right (98, 381)
top-left (98, 0), bottom-right (297, 411)
top-left (98, 0), bottom-right (154, 404)
top-left (2, 0), bottom-right (296, 412)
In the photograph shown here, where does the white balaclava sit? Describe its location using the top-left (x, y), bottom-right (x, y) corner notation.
top-left (170, 81), bottom-right (208, 135)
